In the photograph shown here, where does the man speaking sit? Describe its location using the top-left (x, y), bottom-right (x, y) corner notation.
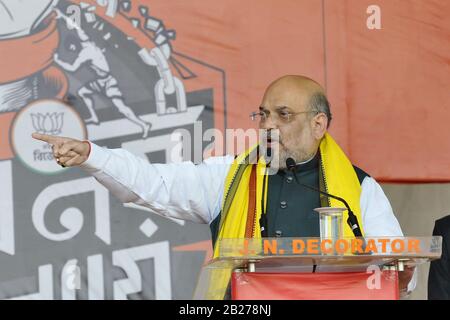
top-left (32, 75), bottom-right (415, 298)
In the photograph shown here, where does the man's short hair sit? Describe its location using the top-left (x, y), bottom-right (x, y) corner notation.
top-left (309, 92), bottom-right (332, 128)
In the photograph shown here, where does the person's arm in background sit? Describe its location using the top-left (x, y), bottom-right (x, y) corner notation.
top-left (31, 133), bottom-right (232, 224)
top-left (360, 176), bottom-right (417, 297)
top-left (428, 217), bottom-right (450, 300)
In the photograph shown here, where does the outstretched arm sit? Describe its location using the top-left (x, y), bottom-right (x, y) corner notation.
top-left (32, 133), bottom-right (232, 224)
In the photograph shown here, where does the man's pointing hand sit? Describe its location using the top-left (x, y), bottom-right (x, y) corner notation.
top-left (32, 133), bottom-right (90, 167)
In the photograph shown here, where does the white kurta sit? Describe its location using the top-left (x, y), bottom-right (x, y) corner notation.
top-left (80, 142), bottom-right (416, 293)
top-left (81, 142), bottom-right (403, 233)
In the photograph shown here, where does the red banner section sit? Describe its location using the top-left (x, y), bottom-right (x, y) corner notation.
top-left (231, 271), bottom-right (399, 300)
top-left (325, 0), bottom-right (450, 182)
top-left (1, 0), bottom-right (449, 181)
top-left (149, 0), bottom-right (450, 182)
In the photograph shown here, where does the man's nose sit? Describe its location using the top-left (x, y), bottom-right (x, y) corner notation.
top-left (259, 117), bottom-right (277, 130)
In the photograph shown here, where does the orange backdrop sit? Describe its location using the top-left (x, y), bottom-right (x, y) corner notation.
top-left (1, 0), bottom-right (449, 182)
top-left (148, 0), bottom-right (450, 182)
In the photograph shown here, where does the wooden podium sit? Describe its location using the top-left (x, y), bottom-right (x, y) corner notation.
top-left (193, 236), bottom-right (442, 300)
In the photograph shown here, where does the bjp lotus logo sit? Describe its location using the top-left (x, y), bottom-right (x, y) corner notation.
top-left (31, 112), bottom-right (65, 135)
top-left (12, 99), bottom-right (86, 174)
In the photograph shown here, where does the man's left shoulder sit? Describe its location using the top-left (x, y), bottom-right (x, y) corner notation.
top-left (352, 165), bottom-right (371, 185)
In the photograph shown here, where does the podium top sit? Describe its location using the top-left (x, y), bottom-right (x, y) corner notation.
top-left (193, 237), bottom-right (442, 299)
top-left (206, 237), bottom-right (442, 269)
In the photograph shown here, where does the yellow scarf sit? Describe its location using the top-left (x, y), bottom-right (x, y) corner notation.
top-left (205, 133), bottom-right (364, 299)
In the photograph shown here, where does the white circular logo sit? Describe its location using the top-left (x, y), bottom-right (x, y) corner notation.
top-left (12, 99), bottom-right (87, 174)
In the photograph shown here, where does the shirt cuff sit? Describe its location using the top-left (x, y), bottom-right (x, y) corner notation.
top-left (79, 142), bottom-right (111, 172)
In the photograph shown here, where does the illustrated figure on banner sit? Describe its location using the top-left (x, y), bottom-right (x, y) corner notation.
top-left (54, 9), bottom-right (151, 138)
top-left (0, 0), bottom-right (222, 300)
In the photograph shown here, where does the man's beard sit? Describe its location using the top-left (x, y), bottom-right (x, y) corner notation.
top-left (259, 130), bottom-right (316, 174)
top-left (262, 144), bottom-right (315, 174)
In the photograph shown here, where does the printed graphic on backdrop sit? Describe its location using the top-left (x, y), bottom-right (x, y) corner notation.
top-left (12, 99), bottom-right (87, 174)
top-left (0, 0), bottom-right (225, 299)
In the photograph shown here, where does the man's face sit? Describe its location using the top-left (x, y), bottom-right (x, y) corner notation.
top-left (258, 85), bottom-right (319, 169)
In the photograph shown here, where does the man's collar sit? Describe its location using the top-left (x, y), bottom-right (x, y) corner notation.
top-left (296, 150), bottom-right (318, 166)
top-left (276, 151), bottom-right (320, 175)
top-left (294, 151), bottom-right (320, 172)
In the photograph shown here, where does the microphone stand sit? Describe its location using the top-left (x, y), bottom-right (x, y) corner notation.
top-left (286, 158), bottom-right (363, 238)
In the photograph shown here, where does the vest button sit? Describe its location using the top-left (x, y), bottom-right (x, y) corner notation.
top-left (275, 230), bottom-right (283, 237)
top-left (286, 176), bottom-right (293, 183)
top-left (280, 201), bottom-right (287, 209)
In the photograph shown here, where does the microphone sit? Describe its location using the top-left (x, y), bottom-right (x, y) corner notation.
top-left (285, 157), bottom-right (363, 237)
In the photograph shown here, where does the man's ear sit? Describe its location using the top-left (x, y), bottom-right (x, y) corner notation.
top-left (312, 113), bottom-right (328, 140)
